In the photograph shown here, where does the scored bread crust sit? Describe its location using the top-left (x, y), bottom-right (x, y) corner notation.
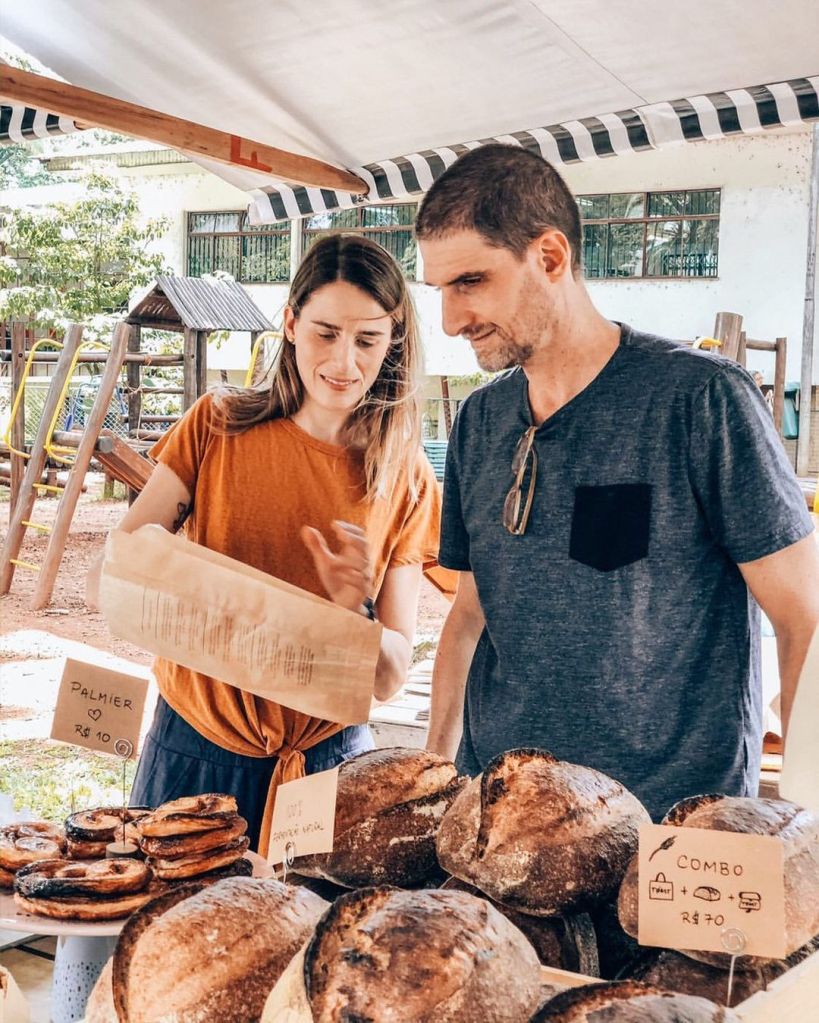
top-left (146, 836), bottom-right (249, 880)
top-left (138, 814), bottom-right (247, 858)
top-left (113, 877), bottom-right (328, 1023)
top-left (14, 857), bottom-right (150, 898)
top-left (304, 886), bottom-right (542, 1023)
top-left (617, 795), bottom-right (819, 969)
top-left (629, 937), bottom-right (819, 1007)
top-left (136, 794), bottom-right (237, 836)
top-left (531, 980), bottom-right (742, 1022)
top-left (294, 747), bottom-right (464, 887)
top-left (436, 748), bottom-right (650, 916)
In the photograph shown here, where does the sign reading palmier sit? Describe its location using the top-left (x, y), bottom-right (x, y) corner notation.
top-left (50, 658), bottom-right (148, 759)
top-left (268, 767), bottom-right (339, 866)
top-left (637, 823), bottom-right (786, 959)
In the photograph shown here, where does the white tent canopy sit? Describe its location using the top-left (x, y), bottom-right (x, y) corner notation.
top-left (2, 0), bottom-right (819, 221)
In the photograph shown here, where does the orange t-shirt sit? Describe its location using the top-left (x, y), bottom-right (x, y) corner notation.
top-left (149, 392), bottom-right (439, 736)
top-left (149, 393), bottom-right (440, 852)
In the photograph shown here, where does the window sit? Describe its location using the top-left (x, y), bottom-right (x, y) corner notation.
top-left (579, 189), bottom-right (720, 280)
top-left (187, 212), bottom-right (291, 283)
top-left (303, 204), bottom-right (418, 279)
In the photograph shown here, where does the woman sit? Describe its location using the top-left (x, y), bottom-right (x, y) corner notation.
top-left (88, 234), bottom-right (440, 855)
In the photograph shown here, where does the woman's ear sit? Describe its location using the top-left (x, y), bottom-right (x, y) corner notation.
top-left (283, 305), bottom-right (297, 342)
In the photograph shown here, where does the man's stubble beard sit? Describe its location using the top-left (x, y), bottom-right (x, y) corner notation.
top-left (471, 278), bottom-right (554, 372)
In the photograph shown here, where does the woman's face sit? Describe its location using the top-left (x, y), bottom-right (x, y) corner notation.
top-left (284, 280), bottom-right (394, 418)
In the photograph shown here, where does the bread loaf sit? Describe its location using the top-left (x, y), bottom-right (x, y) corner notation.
top-left (531, 980), bottom-right (742, 1021)
top-left (436, 749), bottom-right (650, 916)
top-left (107, 877), bottom-right (327, 1022)
top-left (617, 795), bottom-right (819, 968)
top-left (293, 747), bottom-right (464, 887)
top-left (305, 886), bottom-right (542, 1022)
top-left (442, 876), bottom-right (600, 973)
top-left (629, 936), bottom-right (819, 1006)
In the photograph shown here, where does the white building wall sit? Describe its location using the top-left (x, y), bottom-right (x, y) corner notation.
top-left (557, 129), bottom-right (817, 383)
top-left (3, 129), bottom-right (817, 382)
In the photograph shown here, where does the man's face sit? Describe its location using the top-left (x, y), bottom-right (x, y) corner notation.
top-left (420, 229), bottom-right (556, 372)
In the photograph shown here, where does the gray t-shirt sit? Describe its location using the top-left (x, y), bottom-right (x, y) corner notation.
top-left (439, 324), bottom-right (814, 820)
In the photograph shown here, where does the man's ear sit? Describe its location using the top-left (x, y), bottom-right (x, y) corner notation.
top-left (533, 229), bottom-right (573, 280)
top-left (283, 305), bottom-right (297, 342)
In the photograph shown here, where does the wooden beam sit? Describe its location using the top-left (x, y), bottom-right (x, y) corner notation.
top-left (0, 326), bottom-right (84, 596)
top-left (0, 65), bottom-right (367, 195)
top-left (31, 323), bottom-right (129, 609)
top-left (9, 323), bottom-right (26, 516)
top-left (182, 328), bottom-right (198, 411)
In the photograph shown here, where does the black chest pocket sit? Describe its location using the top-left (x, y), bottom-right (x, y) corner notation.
top-left (569, 483), bottom-right (652, 572)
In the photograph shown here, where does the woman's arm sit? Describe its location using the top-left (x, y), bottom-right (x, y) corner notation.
top-left (85, 463), bottom-right (192, 610)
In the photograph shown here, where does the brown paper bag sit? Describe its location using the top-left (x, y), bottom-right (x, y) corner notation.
top-left (99, 525), bottom-right (381, 725)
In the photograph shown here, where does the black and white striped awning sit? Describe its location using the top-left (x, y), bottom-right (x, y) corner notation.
top-left (247, 75), bottom-right (819, 225)
top-left (0, 102), bottom-right (78, 144)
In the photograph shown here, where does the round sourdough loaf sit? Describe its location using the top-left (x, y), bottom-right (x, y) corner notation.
top-left (441, 876), bottom-right (600, 973)
top-left (617, 794), bottom-right (819, 969)
top-left (304, 886), bottom-right (542, 1022)
top-left (629, 936), bottom-right (819, 1007)
top-left (292, 747), bottom-right (464, 887)
top-left (436, 748), bottom-right (650, 916)
top-left (107, 877), bottom-right (327, 1022)
top-left (531, 981), bottom-right (742, 1021)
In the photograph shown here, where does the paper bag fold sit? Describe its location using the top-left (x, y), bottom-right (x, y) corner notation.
top-left (99, 525), bottom-right (380, 725)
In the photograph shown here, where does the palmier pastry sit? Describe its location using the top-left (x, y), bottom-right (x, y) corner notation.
top-left (14, 880), bottom-right (165, 922)
top-left (15, 857), bottom-right (150, 899)
top-left (65, 806), bottom-right (150, 847)
top-left (139, 814), bottom-right (247, 859)
top-left (147, 836), bottom-right (250, 880)
top-left (137, 794), bottom-right (237, 837)
top-left (0, 822), bottom-right (66, 871)
top-left (0, 866), bottom-right (15, 889)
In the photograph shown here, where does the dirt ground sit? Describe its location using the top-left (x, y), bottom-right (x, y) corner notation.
top-left (0, 475), bottom-right (450, 667)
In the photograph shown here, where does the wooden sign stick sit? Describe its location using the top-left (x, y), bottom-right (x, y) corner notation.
top-left (0, 64), bottom-right (367, 194)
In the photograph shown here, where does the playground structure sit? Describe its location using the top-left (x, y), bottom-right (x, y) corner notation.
top-left (0, 277), bottom-right (273, 608)
top-left (0, 305), bottom-right (814, 610)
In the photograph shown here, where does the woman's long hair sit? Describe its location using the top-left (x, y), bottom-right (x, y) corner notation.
top-left (213, 234), bottom-right (423, 501)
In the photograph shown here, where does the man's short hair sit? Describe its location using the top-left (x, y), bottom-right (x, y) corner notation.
top-left (415, 143), bottom-right (582, 271)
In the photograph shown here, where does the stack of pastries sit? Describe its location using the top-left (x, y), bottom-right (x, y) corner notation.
top-left (136, 794), bottom-right (251, 880)
top-left (65, 807), bottom-right (150, 858)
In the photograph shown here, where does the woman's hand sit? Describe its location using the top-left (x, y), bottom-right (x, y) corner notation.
top-left (301, 520), bottom-right (373, 614)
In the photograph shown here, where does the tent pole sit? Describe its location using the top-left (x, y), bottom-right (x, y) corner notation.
top-left (797, 124), bottom-right (819, 476)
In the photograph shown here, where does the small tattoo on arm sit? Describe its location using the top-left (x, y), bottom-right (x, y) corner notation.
top-left (172, 502), bottom-right (192, 532)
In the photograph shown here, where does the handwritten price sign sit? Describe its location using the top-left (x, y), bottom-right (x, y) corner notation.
top-left (637, 824), bottom-right (787, 959)
top-left (268, 767), bottom-right (339, 867)
top-left (50, 658), bottom-right (148, 759)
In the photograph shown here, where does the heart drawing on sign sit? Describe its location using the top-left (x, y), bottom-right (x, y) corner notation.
top-left (87, 709), bottom-right (103, 722)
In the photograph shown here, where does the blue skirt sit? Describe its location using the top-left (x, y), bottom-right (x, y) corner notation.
top-left (131, 697), bottom-right (374, 851)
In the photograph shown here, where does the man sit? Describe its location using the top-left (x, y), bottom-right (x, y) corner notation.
top-left (417, 144), bottom-right (819, 820)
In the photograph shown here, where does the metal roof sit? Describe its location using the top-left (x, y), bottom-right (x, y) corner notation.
top-left (126, 276), bottom-right (274, 332)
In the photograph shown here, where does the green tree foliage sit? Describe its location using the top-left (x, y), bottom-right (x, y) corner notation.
top-left (0, 172), bottom-right (169, 332)
top-left (0, 144), bottom-right (57, 190)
